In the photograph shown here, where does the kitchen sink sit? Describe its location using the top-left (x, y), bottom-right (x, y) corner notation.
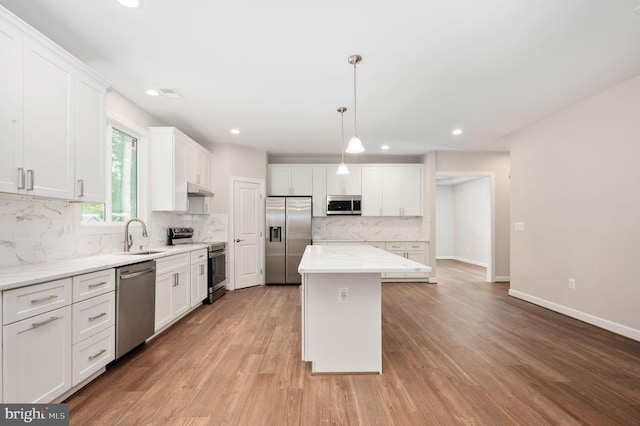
top-left (119, 250), bottom-right (164, 256)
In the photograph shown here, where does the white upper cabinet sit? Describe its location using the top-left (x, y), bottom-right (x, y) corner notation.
top-left (74, 74), bottom-right (106, 202)
top-left (362, 165), bottom-right (423, 217)
top-left (268, 165), bottom-right (312, 196)
top-left (326, 165), bottom-right (361, 195)
top-left (0, 18), bottom-right (23, 194)
top-left (150, 127), bottom-right (188, 212)
top-left (186, 142), bottom-right (211, 189)
top-left (0, 10), bottom-right (108, 201)
top-left (361, 167), bottom-right (383, 216)
top-left (22, 38), bottom-right (75, 199)
top-left (312, 167), bottom-right (327, 217)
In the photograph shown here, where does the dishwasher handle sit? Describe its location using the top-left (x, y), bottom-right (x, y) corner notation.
top-left (119, 268), bottom-right (156, 280)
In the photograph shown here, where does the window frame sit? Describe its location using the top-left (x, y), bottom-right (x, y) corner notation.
top-left (78, 112), bottom-right (149, 233)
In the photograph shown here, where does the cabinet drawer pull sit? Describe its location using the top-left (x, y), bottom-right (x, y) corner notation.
top-left (88, 312), bottom-right (107, 321)
top-left (88, 281), bottom-right (108, 289)
top-left (88, 348), bottom-right (107, 361)
top-left (31, 294), bottom-right (58, 304)
top-left (32, 316), bottom-right (60, 328)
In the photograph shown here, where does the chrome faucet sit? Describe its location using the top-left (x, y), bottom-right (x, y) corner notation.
top-left (124, 218), bottom-right (148, 252)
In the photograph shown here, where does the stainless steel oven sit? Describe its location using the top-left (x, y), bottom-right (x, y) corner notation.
top-left (206, 242), bottom-right (226, 304)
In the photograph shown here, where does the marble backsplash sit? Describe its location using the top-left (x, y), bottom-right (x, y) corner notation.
top-left (313, 216), bottom-right (427, 242)
top-left (0, 194), bottom-right (228, 269)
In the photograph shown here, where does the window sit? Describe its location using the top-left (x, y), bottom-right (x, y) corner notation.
top-left (81, 125), bottom-right (138, 224)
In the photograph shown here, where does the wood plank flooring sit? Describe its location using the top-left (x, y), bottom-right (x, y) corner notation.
top-left (66, 260), bottom-right (640, 425)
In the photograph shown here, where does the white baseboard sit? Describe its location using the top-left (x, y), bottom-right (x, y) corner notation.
top-left (495, 276), bottom-right (510, 282)
top-left (436, 256), bottom-right (454, 260)
top-left (453, 256), bottom-right (488, 268)
top-left (508, 289), bottom-right (640, 342)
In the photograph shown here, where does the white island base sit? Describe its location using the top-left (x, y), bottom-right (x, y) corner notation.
top-left (299, 245), bottom-right (431, 374)
top-left (302, 272), bottom-right (382, 374)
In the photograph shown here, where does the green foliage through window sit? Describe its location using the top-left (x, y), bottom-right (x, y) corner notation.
top-left (81, 126), bottom-right (138, 223)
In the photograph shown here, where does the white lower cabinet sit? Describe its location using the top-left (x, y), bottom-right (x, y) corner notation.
top-left (3, 305), bottom-right (72, 403)
top-left (155, 253), bottom-right (190, 332)
top-left (384, 242), bottom-right (429, 280)
top-left (72, 327), bottom-right (114, 386)
top-left (190, 249), bottom-right (208, 307)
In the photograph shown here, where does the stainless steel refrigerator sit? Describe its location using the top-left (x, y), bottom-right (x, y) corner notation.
top-left (265, 197), bottom-right (312, 284)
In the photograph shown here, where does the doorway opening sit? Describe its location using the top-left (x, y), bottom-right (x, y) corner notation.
top-left (435, 173), bottom-right (494, 282)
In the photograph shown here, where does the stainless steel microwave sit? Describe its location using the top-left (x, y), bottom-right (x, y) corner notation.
top-left (327, 195), bottom-right (361, 215)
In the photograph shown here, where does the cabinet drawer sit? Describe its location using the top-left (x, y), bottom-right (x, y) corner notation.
top-left (405, 242), bottom-right (426, 251)
top-left (3, 278), bottom-right (72, 325)
top-left (385, 242), bottom-right (407, 251)
top-left (72, 292), bottom-right (115, 344)
top-left (73, 269), bottom-right (115, 302)
top-left (72, 326), bottom-right (115, 386)
top-left (156, 253), bottom-right (190, 275)
top-left (190, 249), bottom-right (207, 264)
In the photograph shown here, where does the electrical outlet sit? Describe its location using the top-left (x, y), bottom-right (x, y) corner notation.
top-left (338, 287), bottom-right (349, 303)
top-left (569, 278), bottom-right (576, 289)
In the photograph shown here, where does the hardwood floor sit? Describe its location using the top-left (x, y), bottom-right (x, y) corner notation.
top-left (66, 260), bottom-right (640, 425)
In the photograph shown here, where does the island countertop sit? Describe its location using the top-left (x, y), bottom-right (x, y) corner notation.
top-left (298, 244), bottom-right (431, 274)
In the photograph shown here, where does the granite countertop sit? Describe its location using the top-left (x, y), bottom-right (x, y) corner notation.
top-left (298, 245), bottom-right (432, 274)
top-left (0, 244), bottom-right (212, 291)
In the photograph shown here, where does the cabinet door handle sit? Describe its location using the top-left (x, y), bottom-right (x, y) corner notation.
top-left (88, 348), bottom-right (107, 361)
top-left (26, 169), bottom-right (34, 191)
top-left (17, 168), bottom-right (25, 190)
top-left (173, 273), bottom-right (179, 286)
top-left (77, 179), bottom-right (84, 197)
top-left (32, 316), bottom-right (60, 329)
top-left (88, 281), bottom-right (107, 288)
top-left (31, 294), bottom-right (58, 304)
top-left (200, 264), bottom-right (205, 275)
top-left (88, 312), bottom-right (107, 321)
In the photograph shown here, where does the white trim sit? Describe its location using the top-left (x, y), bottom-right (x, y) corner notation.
top-left (494, 276), bottom-right (510, 282)
top-left (436, 256), bottom-right (454, 260)
top-left (228, 176), bottom-right (265, 291)
top-left (452, 256), bottom-right (487, 268)
top-left (508, 289), bottom-right (640, 342)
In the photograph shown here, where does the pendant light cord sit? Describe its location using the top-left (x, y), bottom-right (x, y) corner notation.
top-left (341, 111), bottom-right (346, 162)
top-left (353, 61), bottom-right (357, 137)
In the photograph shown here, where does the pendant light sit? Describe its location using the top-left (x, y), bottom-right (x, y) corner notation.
top-left (336, 107), bottom-right (350, 175)
top-left (346, 54), bottom-right (365, 154)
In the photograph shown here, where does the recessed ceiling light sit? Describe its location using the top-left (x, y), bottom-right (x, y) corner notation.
top-left (381, 145), bottom-right (389, 150)
top-left (230, 129), bottom-right (240, 134)
top-left (451, 128), bottom-right (463, 136)
top-left (145, 89), bottom-right (159, 96)
top-left (116, 0), bottom-right (143, 8)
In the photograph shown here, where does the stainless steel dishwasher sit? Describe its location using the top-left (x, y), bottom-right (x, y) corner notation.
top-left (115, 260), bottom-right (156, 359)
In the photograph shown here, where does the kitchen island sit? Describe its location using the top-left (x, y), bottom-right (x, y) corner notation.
top-left (298, 244), bottom-right (431, 374)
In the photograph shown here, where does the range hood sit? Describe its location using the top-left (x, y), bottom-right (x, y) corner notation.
top-left (187, 182), bottom-right (214, 197)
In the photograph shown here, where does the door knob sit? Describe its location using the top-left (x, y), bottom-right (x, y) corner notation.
top-left (235, 239), bottom-right (244, 243)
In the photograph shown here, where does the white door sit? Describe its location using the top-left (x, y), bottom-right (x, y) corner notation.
top-left (233, 180), bottom-right (262, 289)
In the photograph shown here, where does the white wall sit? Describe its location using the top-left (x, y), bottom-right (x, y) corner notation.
top-left (453, 178), bottom-right (490, 266)
top-left (436, 178), bottom-right (491, 266)
top-left (435, 186), bottom-right (454, 258)
top-left (509, 74), bottom-right (640, 340)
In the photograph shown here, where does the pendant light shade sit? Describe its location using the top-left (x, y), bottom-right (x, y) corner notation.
top-left (336, 107), bottom-right (350, 175)
top-left (346, 135), bottom-right (364, 154)
top-left (346, 54), bottom-right (365, 154)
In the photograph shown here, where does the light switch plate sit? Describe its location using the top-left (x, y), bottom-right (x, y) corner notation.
top-left (514, 222), bottom-right (525, 231)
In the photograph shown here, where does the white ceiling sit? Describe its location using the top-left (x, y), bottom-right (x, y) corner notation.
top-left (2, 0), bottom-right (640, 157)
